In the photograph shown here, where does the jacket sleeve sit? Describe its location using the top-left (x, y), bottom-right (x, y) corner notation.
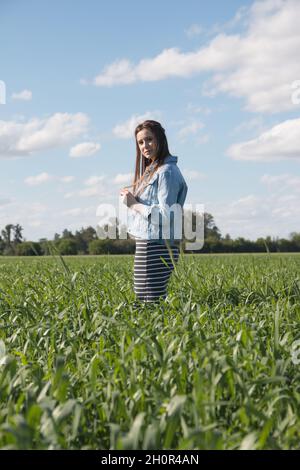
top-left (140, 170), bottom-right (181, 227)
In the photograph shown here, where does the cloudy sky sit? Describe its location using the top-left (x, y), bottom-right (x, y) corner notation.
top-left (1, 0), bottom-right (300, 241)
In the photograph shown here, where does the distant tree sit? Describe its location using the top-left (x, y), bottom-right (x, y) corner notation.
top-left (232, 237), bottom-right (249, 253)
top-left (277, 238), bottom-right (293, 252)
top-left (81, 226), bottom-right (97, 242)
top-left (221, 234), bottom-right (233, 253)
top-left (255, 237), bottom-right (267, 252)
top-left (89, 239), bottom-right (135, 255)
top-left (62, 229), bottom-right (74, 239)
top-left (57, 238), bottom-right (78, 255)
top-left (112, 239), bottom-right (135, 254)
top-left (205, 237), bottom-right (223, 253)
top-left (1, 218), bottom-right (299, 256)
top-left (289, 232), bottom-right (300, 250)
top-left (0, 235), bottom-right (4, 254)
top-left (265, 236), bottom-right (272, 252)
top-left (39, 239), bottom-right (56, 256)
top-left (16, 241), bottom-right (42, 256)
top-left (182, 210), bottom-right (221, 250)
top-left (74, 226), bottom-right (97, 254)
top-left (1, 224), bottom-right (15, 255)
top-left (13, 224), bottom-right (23, 244)
top-left (88, 239), bottom-right (111, 255)
top-left (204, 213), bottom-right (221, 240)
top-left (1, 224), bottom-right (14, 245)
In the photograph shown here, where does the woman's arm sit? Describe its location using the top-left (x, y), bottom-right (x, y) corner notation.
top-left (120, 189), bottom-right (145, 214)
top-left (137, 170), bottom-right (181, 225)
top-left (121, 170), bottom-right (182, 222)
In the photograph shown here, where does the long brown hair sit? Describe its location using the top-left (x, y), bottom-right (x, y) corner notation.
top-left (131, 120), bottom-right (170, 196)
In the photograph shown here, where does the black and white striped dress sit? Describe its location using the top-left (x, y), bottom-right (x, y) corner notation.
top-left (134, 239), bottom-right (179, 303)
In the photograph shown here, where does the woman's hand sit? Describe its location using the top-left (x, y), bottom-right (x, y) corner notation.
top-left (120, 188), bottom-right (137, 208)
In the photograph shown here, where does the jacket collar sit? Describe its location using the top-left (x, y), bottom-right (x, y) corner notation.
top-left (163, 154), bottom-right (178, 164)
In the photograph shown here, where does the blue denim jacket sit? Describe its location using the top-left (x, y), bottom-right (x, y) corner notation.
top-left (126, 154), bottom-right (188, 244)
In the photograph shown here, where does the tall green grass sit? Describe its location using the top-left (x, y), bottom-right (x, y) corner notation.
top-left (0, 253), bottom-right (300, 449)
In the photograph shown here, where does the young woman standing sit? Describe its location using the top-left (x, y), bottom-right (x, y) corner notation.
top-left (120, 120), bottom-right (188, 304)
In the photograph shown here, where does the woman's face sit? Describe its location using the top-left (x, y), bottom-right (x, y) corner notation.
top-left (136, 128), bottom-right (158, 161)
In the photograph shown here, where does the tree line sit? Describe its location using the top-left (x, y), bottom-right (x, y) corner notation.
top-left (1, 213), bottom-right (300, 256)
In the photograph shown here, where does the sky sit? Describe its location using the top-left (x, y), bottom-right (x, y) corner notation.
top-left (1, 0), bottom-right (300, 242)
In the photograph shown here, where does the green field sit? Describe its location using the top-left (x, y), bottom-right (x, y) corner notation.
top-left (0, 253), bottom-right (300, 449)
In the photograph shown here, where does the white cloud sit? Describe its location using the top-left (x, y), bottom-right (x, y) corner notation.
top-left (195, 134), bottom-right (210, 144)
top-left (25, 172), bottom-right (53, 186)
top-left (24, 173), bottom-right (75, 186)
top-left (64, 192), bottom-right (75, 199)
top-left (69, 141), bottom-right (101, 158)
top-left (230, 194), bottom-right (261, 217)
top-left (0, 196), bottom-right (13, 207)
top-left (11, 89), bottom-right (32, 101)
top-left (186, 103), bottom-right (212, 115)
top-left (79, 186), bottom-right (106, 198)
top-left (113, 111), bottom-right (161, 139)
top-left (62, 175), bottom-right (116, 200)
top-left (89, 0), bottom-right (300, 113)
top-left (205, 165), bottom-right (300, 240)
top-left (0, 112), bottom-right (89, 159)
top-left (61, 207), bottom-right (95, 217)
top-left (231, 116), bottom-right (265, 135)
top-left (178, 121), bottom-right (204, 142)
top-left (227, 118), bottom-right (300, 161)
top-left (29, 202), bottom-right (47, 215)
top-left (209, 5), bottom-right (250, 36)
top-left (208, 190), bottom-right (300, 240)
top-left (261, 173), bottom-right (300, 192)
top-left (91, 49), bottom-right (204, 87)
top-left (0, 201), bottom-right (49, 240)
top-left (261, 173), bottom-right (289, 185)
top-left (28, 220), bottom-right (42, 227)
top-left (184, 24), bottom-right (204, 38)
top-left (61, 208), bottom-right (81, 217)
top-left (84, 175), bottom-right (105, 186)
top-left (112, 173), bottom-right (133, 185)
top-left (182, 169), bottom-right (207, 181)
top-left (60, 176), bottom-right (75, 183)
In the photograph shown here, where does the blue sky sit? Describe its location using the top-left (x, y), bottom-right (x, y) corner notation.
top-left (1, 0), bottom-right (300, 241)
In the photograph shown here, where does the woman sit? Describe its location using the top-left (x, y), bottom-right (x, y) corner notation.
top-left (120, 120), bottom-right (188, 304)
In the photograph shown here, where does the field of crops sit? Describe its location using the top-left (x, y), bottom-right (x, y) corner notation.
top-left (0, 252), bottom-right (300, 450)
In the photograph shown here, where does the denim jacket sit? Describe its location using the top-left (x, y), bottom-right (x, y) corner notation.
top-left (126, 154), bottom-right (188, 244)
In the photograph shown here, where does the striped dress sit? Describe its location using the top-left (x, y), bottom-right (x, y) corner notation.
top-left (134, 239), bottom-right (179, 303)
